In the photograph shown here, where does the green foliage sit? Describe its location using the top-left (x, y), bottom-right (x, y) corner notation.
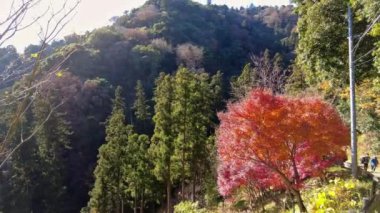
top-left (149, 68), bottom-right (221, 209)
top-left (303, 178), bottom-right (371, 212)
top-left (174, 201), bottom-right (206, 213)
top-left (150, 73), bottom-right (175, 182)
top-left (171, 68), bottom-right (215, 199)
top-left (0, 45), bottom-right (19, 73)
top-left (296, 0), bottom-right (348, 86)
top-left (294, 0), bottom-right (380, 154)
top-left (132, 80), bottom-right (151, 121)
top-left (86, 27), bottom-right (123, 50)
top-left (149, 73), bottom-right (175, 211)
top-left (1, 1), bottom-right (299, 212)
top-left (230, 63), bottom-right (253, 99)
top-left (124, 133), bottom-right (157, 211)
top-left (86, 86), bottom-right (131, 212)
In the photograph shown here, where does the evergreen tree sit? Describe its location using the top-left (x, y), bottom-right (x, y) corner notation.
top-left (149, 73), bottom-right (175, 213)
top-left (188, 72), bottom-right (214, 201)
top-left (132, 80), bottom-right (151, 122)
top-left (86, 86), bottom-right (131, 213)
top-left (230, 63), bottom-right (253, 99)
top-left (31, 95), bottom-right (72, 213)
top-left (172, 68), bottom-right (214, 201)
top-left (172, 68), bottom-right (194, 199)
top-left (210, 71), bottom-right (223, 112)
top-left (124, 133), bottom-right (155, 213)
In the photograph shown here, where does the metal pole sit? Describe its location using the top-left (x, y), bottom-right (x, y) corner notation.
top-left (348, 5), bottom-right (358, 178)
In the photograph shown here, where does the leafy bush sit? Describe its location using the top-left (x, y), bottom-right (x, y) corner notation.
top-left (174, 201), bottom-right (206, 213)
top-left (303, 178), bottom-right (371, 212)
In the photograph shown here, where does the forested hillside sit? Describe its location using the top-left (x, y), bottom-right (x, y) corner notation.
top-left (2, 0), bottom-right (379, 212)
top-left (0, 0), bottom-right (297, 212)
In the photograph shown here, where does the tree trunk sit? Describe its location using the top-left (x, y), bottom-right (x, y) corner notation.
top-left (166, 173), bottom-right (172, 213)
top-left (291, 152), bottom-right (300, 184)
top-left (181, 96), bottom-right (187, 201)
top-left (269, 166), bottom-right (307, 212)
top-left (121, 198), bottom-right (124, 213)
top-left (140, 191), bottom-right (144, 213)
top-left (191, 171), bottom-right (195, 202)
top-left (181, 150), bottom-right (185, 200)
top-left (292, 189), bottom-right (307, 212)
top-left (134, 194), bottom-right (138, 213)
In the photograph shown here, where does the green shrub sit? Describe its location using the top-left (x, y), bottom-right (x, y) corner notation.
top-left (303, 178), bottom-right (371, 212)
top-left (174, 201), bottom-right (206, 213)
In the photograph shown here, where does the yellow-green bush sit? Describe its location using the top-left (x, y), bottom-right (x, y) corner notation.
top-left (174, 201), bottom-right (207, 213)
top-left (303, 178), bottom-right (371, 212)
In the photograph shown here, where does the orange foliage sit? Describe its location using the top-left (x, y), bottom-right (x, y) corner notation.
top-left (217, 89), bottom-right (349, 196)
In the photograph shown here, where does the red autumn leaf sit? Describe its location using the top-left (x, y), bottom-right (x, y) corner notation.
top-left (217, 89), bottom-right (349, 196)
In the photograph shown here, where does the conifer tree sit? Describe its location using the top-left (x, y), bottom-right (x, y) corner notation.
top-left (172, 68), bottom-right (214, 201)
top-left (132, 80), bottom-right (151, 122)
top-left (172, 68), bottom-right (194, 199)
top-left (31, 95), bottom-right (72, 212)
top-left (124, 133), bottom-right (155, 213)
top-left (86, 86), bottom-right (131, 213)
top-left (230, 63), bottom-right (253, 99)
top-left (149, 73), bottom-right (175, 213)
top-left (188, 72), bottom-right (214, 201)
top-left (210, 71), bottom-right (223, 110)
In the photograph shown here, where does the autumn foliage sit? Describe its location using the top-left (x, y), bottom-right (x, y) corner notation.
top-left (217, 89), bottom-right (349, 210)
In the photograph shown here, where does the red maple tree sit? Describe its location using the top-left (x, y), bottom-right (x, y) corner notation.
top-left (217, 89), bottom-right (349, 212)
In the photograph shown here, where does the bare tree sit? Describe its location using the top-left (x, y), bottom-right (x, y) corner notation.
top-left (176, 43), bottom-right (204, 70)
top-left (0, 0), bottom-right (81, 169)
top-left (0, 0), bottom-right (43, 46)
top-left (231, 50), bottom-right (289, 99)
top-left (250, 51), bottom-right (289, 94)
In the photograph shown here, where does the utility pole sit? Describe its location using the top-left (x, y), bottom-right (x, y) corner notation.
top-left (348, 5), bottom-right (358, 178)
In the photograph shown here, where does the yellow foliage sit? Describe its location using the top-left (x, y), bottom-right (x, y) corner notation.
top-left (56, 71), bottom-right (64, 77)
top-left (30, 53), bottom-right (39, 58)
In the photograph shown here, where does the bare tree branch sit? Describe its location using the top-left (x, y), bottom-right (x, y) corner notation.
top-left (0, 47), bottom-right (77, 106)
top-left (0, 0), bottom-right (81, 168)
top-left (0, 101), bottom-right (65, 169)
top-left (250, 52), bottom-right (289, 94)
top-left (0, 0), bottom-right (44, 46)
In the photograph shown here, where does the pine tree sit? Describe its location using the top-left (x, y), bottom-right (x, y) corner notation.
top-left (86, 86), bottom-right (131, 213)
top-left (188, 72), bottom-right (214, 201)
top-left (31, 95), bottom-right (72, 212)
top-left (132, 80), bottom-right (151, 122)
top-left (172, 68), bottom-right (214, 201)
top-left (148, 73), bottom-right (175, 213)
top-left (230, 63), bottom-right (253, 99)
top-left (124, 133), bottom-right (155, 213)
top-left (210, 71), bottom-right (224, 112)
top-left (172, 67), bottom-right (194, 199)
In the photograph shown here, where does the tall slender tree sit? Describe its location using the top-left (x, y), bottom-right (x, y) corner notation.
top-left (172, 68), bottom-right (193, 199)
top-left (86, 86), bottom-right (131, 213)
top-left (149, 73), bottom-right (175, 213)
top-left (172, 68), bottom-right (215, 201)
top-left (132, 80), bottom-right (151, 122)
top-left (124, 133), bottom-right (155, 213)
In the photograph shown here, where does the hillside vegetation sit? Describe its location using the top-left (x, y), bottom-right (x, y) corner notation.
top-left (0, 0), bottom-right (379, 212)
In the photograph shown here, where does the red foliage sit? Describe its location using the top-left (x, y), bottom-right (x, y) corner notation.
top-left (217, 89), bottom-right (349, 196)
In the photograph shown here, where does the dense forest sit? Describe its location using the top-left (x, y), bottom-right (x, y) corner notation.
top-left (0, 0), bottom-right (379, 212)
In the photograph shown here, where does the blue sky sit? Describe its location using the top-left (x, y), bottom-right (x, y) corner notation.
top-left (0, 0), bottom-right (290, 52)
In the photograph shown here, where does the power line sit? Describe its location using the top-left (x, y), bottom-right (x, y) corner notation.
top-left (354, 13), bottom-right (380, 52)
top-left (354, 46), bottom-right (376, 63)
